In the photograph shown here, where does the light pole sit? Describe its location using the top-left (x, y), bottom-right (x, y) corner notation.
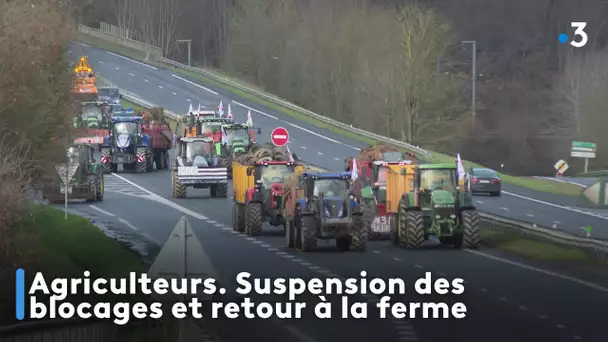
top-left (462, 40), bottom-right (477, 127)
top-left (176, 39), bottom-right (192, 66)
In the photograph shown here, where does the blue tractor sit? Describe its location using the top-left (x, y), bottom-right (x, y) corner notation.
top-left (100, 116), bottom-right (152, 173)
top-left (284, 172), bottom-right (369, 252)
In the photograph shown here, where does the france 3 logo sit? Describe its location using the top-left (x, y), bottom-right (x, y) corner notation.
top-left (559, 22), bottom-right (588, 48)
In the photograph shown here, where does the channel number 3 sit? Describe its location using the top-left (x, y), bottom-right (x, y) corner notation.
top-left (571, 22), bottom-right (588, 48)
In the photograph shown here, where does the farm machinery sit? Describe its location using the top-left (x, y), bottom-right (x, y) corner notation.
top-left (231, 143), bottom-right (302, 236)
top-left (100, 116), bottom-right (172, 173)
top-left (345, 143), bottom-right (418, 239)
top-left (71, 57), bottom-right (98, 101)
top-left (73, 101), bottom-right (110, 148)
top-left (221, 123), bottom-right (261, 177)
top-left (388, 163), bottom-right (479, 249)
top-left (41, 144), bottom-right (104, 202)
top-left (172, 136), bottom-right (228, 198)
top-left (282, 172), bottom-right (370, 252)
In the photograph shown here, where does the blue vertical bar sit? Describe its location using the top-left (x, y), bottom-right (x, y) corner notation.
top-left (15, 268), bottom-right (24, 320)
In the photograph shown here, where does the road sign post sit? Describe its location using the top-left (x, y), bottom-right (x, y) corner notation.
top-left (271, 127), bottom-right (289, 147)
top-left (571, 141), bottom-right (596, 173)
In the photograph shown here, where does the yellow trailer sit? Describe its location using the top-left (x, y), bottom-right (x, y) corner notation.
top-left (384, 163), bottom-right (417, 245)
top-left (231, 160), bottom-right (303, 235)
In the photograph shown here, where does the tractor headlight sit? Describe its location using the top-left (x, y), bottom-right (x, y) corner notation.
top-left (435, 215), bottom-right (441, 219)
top-left (450, 214), bottom-right (456, 219)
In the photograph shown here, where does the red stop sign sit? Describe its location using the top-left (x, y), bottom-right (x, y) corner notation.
top-left (271, 127), bottom-right (289, 147)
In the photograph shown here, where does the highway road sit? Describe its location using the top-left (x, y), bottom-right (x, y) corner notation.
top-left (70, 42), bottom-right (608, 240)
top-left (69, 41), bottom-right (608, 341)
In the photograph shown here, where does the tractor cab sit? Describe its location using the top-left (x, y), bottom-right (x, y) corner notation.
top-left (246, 161), bottom-right (298, 225)
top-left (301, 172), bottom-right (353, 220)
top-left (66, 144), bottom-right (95, 165)
top-left (178, 137), bottom-right (217, 166)
top-left (76, 101), bottom-right (108, 129)
top-left (223, 124), bottom-right (260, 154)
top-left (182, 116), bottom-right (230, 140)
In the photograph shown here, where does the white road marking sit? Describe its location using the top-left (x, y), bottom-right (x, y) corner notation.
top-left (317, 152), bottom-right (323, 155)
top-left (503, 190), bottom-right (608, 221)
top-left (553, 220), bottom-right (561, 224)
top-left (129, 73), bottom-right (135, 76)
top-left (158, 85), bottom-right (163, 88)
top-left (105, 51), bottom-right (158, 70)
top-left (118, 218), bottom-right (138, 231)
top-left (172, 92), bottom-right (177, 95)
top-left (186, 98), bottom-right (190, 102)
top-left (88, 205), bottom-right (115, 217)
top-left (301, 146), bottom-right (307, 149)
top-left (232, 100), bottom-right (278, 119)
top-left (500, 207), bottom-right (509, 211)
top-left (534, 176), bottom-right (586, 188)
top-left (476, 200), bottom-right (484, 204)
top-left (75, 41), bottom-right (90, 47)
top-left (171, 74), bottom-right (218, 95)
top-left (525, 213), bottom-right (534, 217)
top-left (115, 67), bottom-right (119, 70)
top-left (334, 157), bottom-right (340, 161)
top-left (465, 249), bottom-right (608, 293)
top-left (110, 173), bottom-right (208, 220)
top-left (144, 79), bottom-right (149, 82)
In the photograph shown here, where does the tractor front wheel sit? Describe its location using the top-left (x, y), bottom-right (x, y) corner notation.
top-left (349, 214), bottom-right (368, 252)
top-left (96, 174), bottom-right (104, 201)
top-left (86, 175), bottom-right (98, 202)
top-left (135, 148), bottom-right (148, 173)
top-left (402, 210), bottom-right (424, 249)
top-left (298, 215), bottom-right (317, 252)
top-left (214, 183), bottom-right (228, 198)
top-left (172, 170), bottom-right (186, 198)
top-left (100, 148), bottom-right (113, 173)
top-left (457, 210), bottom-right (480, 249)
top-left (245, 202), bottom-right (263, 236)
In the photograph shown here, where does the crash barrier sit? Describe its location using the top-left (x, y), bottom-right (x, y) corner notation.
top-left (77, 25), bottom-right (431, 157)
top-left (77, 25), bottom-right (162, 61)
top-left (480, 212), bottom-right (608, 263)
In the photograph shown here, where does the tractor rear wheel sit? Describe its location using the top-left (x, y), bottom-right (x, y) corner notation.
top-left (235, 203), bottom-right (246, 232)
top-left (172, 170), bottom-right (186, 198)
top-left (100, 148), bottom-right (113, 173)
top-left (403, 211), bottom-right (424, 249)
top-left (458, 210), bottom-right (480, 249)
top-left (389, 213), bottom-right (398, 246)
top-left (298, 215), bottom-right (317, 252)
top-left (214, 183), bottom-right (228, 198)
top-left (86, 175), bottom-right (97, 202)
top-left (349, 214), bottom-right (368, 252)
top-left (362, 199), bottom-right (375, 239)
top-left (96, 174), bottom-right (104, 201)
top-left (245, 202), bottom-right (263, 236)
top-left (135, 148), bottom-right (148, 173)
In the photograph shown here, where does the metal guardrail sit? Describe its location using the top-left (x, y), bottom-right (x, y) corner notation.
top-left (480, 213), bottom-right (608, 261)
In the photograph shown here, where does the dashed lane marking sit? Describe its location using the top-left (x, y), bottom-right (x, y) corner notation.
top-left (105, 51), bottom-right (158, 70)
top-left (172, 74), bottom-right (218, 95)
top-left (232, 100), bottom-right (278, 120)
top-left (89, 205), bottom-right (115, 217)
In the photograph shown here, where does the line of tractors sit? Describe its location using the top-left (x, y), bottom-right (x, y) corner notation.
top-left (47, 56), bottom-right (479, 255)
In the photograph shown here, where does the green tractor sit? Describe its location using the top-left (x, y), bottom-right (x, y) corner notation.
top-left (221, 123), bottom-right (261, 177)
top-left (391, 163), bottom-right (479, 249)
top-left (42, 144), bottom-right (104, 203)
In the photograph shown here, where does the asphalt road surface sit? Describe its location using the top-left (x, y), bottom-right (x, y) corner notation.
top-left (68, 42), bottom-right (608, 342)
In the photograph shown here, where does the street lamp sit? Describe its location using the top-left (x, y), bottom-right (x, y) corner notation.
top-left (462, 40), bottom-right (477, 127)
top-left (176, 39), bottom-right (192, 66)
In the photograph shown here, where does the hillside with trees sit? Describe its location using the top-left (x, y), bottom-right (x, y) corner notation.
top-left (75, 0), bottom-right (608, 174)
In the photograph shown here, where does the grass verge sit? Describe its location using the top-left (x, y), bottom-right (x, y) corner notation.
top-left (77, 32), bottom-right (583, 196)
top-left (481, 226), bottom-right (591, 262)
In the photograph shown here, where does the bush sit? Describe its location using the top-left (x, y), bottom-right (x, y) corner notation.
top-left (0, 0), bottom-right (74, 229)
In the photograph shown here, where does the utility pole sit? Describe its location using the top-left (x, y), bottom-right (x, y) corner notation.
top-left (462, 40), bottom-right (477, 128)
top-left (176, 39), bottom-right (192, 66)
